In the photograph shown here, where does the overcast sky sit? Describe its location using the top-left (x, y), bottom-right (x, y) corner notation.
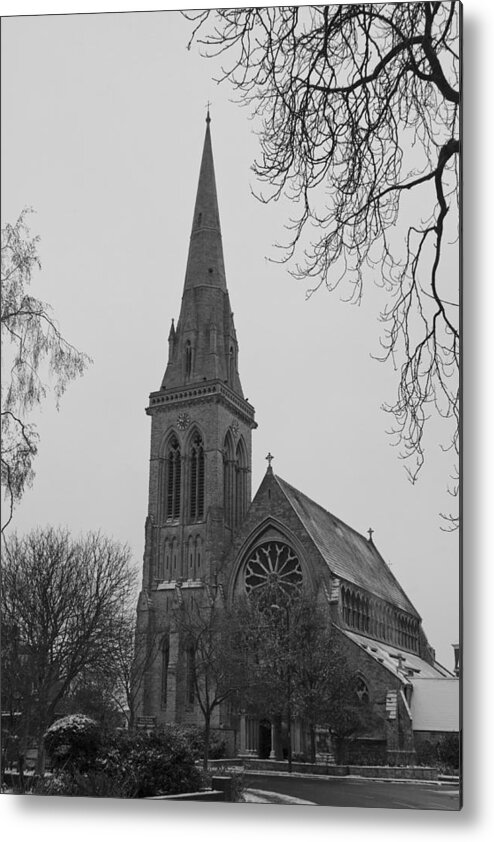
top-left (1, 6), bottom-right (459, 670)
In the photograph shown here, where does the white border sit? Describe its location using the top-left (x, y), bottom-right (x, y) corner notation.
top-left (1, 0), bottom-right (492, 838)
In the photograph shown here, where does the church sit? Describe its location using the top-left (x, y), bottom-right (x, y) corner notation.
top-left (134, 113), bottom-right (458, 765)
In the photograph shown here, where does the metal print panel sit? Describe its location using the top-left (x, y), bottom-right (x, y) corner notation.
top-left (1, 2), bottom-right (461, 812)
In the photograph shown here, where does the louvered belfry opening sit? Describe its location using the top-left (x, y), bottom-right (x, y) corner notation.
top-left (165, 436), bottom-right (181, 521)
top-left (189, 432), bottom-right (205, 521)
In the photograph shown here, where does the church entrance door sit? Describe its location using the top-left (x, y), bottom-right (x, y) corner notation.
top-left (258, 719), bottom-right (271, 759)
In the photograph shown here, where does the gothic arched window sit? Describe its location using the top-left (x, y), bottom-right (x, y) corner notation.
top-left (341, 587), bottom-right (348, 624)
top-left (188, 535), bottom-right (194, 578)
top-left (355, 593), bottom-right (361, 630)
top-left (355, 676), bottom-right (370, 705)
top-left (157, 541), bottom-right (165, 581)
top-left (189, 432), bottom-right (205, 521)
top-left (164, 538), bottom-right (171, 580)
top-left (195, 535), bottom-right (202, 575)
top-left (165, 436), bottom-right (181, 521)
top-left (235, 437), bottom-right (248, 528)
top-left (223, 431), bottom-right (235, 528)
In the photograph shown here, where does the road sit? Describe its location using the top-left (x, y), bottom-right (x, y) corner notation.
top-left (244, 772), bottom-right (461, 811)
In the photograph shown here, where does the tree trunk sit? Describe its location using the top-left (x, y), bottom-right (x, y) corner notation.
top-left (128, 705), bottom-right (135, 733)
top-left (35, 726), bottom-right (47, 776)
top-left (203, 713), bottom-right (210, 771)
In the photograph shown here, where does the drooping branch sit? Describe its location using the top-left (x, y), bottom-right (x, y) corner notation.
top-left (1, 210), bottom-right (92, 532)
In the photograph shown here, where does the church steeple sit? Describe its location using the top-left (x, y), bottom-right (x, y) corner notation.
top-left (183, 111), bottom-right (227, 293)
top-left (137, 114), bottom-right (256, 722)
top-left (159, 114), bottom-right (244, 396)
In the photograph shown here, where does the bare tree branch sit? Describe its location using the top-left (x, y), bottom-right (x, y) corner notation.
top-left (185, 3), bottom-right (460, 526)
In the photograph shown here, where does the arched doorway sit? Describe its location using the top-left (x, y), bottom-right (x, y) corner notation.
top-left (258, 719), bottom-right (271, 759)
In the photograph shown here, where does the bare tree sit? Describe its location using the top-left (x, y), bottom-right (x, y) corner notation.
top-left (1, 210), bottom-right (91, 533)
top-left (106, 607), bottom-right (165, 732)
top-left (186, 4), bottom-right (460, 524)
top-left (0, 527), bottom-right (136, 773)
top-left (175, 588), bottom-right (248, 769)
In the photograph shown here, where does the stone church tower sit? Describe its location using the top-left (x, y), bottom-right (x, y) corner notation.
top-left (134, 113), bottom-right (256, 725)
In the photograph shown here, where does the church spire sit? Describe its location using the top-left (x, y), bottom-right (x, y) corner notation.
top-left (183, 111), bottom-right (227, 293)
top-left (159, 114), bottom-right (244, 397)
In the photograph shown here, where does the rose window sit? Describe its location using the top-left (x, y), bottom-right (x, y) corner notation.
top-left (244, 541), bottom-right (303, 597)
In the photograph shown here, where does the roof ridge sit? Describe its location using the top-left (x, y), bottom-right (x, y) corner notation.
top-left (276, 474), bottom-right (376, 548)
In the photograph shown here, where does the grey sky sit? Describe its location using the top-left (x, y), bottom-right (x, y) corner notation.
top-left (1, 6), bottom-right (459, 670)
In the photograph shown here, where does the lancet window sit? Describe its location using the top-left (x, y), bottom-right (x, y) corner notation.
top-left (223, 430), bottom-right (248, 530)
top-left (235, 438), bottom-right (248, 527)
top-left (189, 432), bottom-right (205, 521)
top-left (164, 538), bottom-right (171, 580)
top-left (164, 436), bottom-right (181, 521)
top-left (195, 536), bottom-right (202, 575)
top-left (157, 541), bottom-right (165, 581)
top-left (172, 537), bottom-right (178, 574)
top-left (355, 676), bottom-right (370, 705)
top-left (188, 535), bottom-right (195, 578)
top-left (185, 534), bottom-right (202, 579)
top-left (223, 431), bottom-right (235, 527)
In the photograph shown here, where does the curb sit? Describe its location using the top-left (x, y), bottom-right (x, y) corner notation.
top-left (243, 769), bottom-right (460, 787)
top-left (244, 788), bottom-right (315, 806)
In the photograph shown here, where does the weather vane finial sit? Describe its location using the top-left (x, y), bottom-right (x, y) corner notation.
top-left (205, 101), bottom-right (212, 124)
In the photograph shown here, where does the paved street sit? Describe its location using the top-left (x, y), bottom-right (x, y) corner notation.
top-left (244, 772), bottom-right (461, 811)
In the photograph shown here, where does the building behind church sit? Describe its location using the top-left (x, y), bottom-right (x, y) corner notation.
top-left (134, 114), bottom-right (458, 765)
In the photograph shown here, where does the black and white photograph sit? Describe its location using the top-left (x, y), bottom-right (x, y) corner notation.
top-left (1, 0), bottom-right (465, 823)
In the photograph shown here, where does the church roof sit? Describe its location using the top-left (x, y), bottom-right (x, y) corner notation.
top-left (275, 475), bottom-right (420, 616)
top-left (342, 629), bottom-right (454, 682)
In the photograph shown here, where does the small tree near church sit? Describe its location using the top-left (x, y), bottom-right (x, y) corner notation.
top-left (175, 588), bottom-right (250, 770)
top-left (233, 589), bottom-right (378, 764)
